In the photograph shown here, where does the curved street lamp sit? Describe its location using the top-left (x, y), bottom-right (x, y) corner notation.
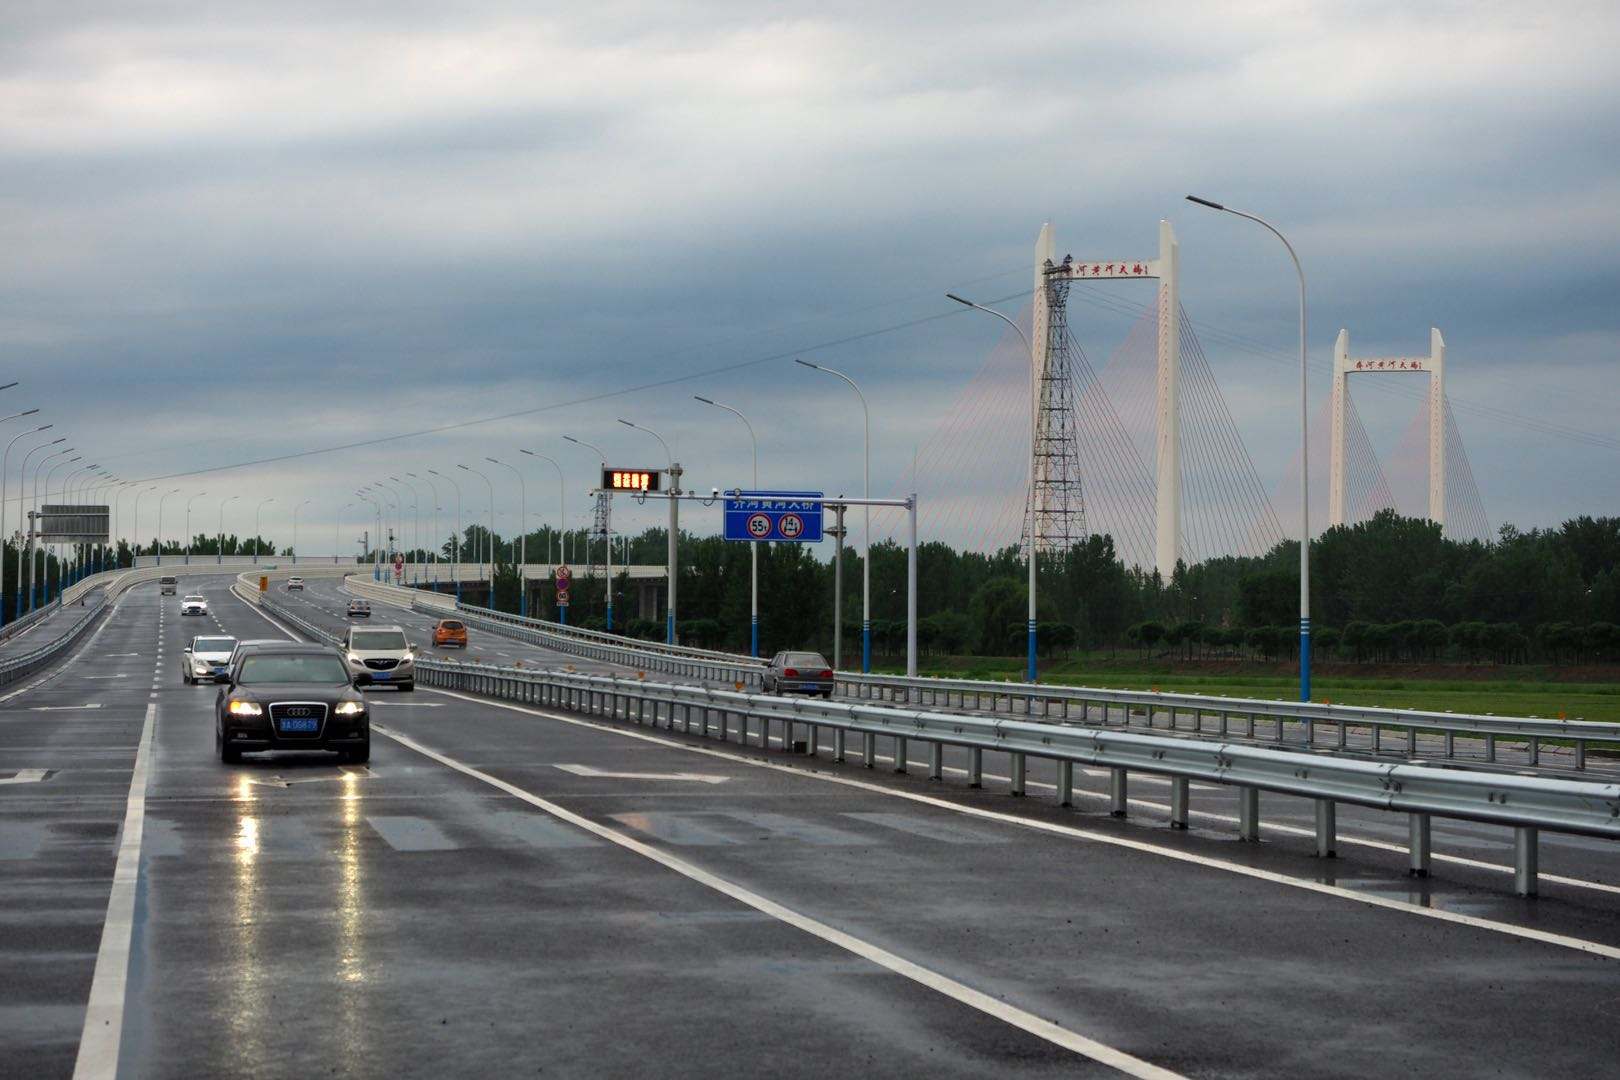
top-left (253, 498), bottom-right (274, 564)
top-left (1186, 193), bottom-right (1312, 701)
top-left (562, 435), bottom-right (612, 629)
top-left (217, 494), bottom-right (239, 564)
top-left (184, 492), bottom-right (208, 564)
top-left (487, 457), bottom-right (527, 617)
top-left (291, 499), bottom-right (312, 565)
top-left (795, 358), bottom-right (872, 672)
top-left (618, 418), bottom-right (680, 644)
top-left (695, 394), bottom-right (761, 656)
top-left (457, 464), bottom-right (496, 603)
top-left (426, 470), bottom-right (463, 600)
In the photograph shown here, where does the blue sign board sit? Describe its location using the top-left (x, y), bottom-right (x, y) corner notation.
top-left (724, 490), bottom-right (824, 543)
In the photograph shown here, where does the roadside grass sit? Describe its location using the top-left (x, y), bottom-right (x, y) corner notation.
top-left (873, 653), bottom-right (1620, 723)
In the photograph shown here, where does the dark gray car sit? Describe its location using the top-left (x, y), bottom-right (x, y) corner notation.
top-left (761, 651), bottom-right (834, 698)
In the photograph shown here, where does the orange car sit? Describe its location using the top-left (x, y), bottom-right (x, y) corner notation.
top-left (432, 619), bottom-right (468, 649)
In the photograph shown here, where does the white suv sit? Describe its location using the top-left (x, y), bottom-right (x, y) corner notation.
top-left (181, 594), bottom-right (208, 616)
top-left (343, 625), bottom-right (415, 692)
top-left (286, 577), bottom-right (305, 591)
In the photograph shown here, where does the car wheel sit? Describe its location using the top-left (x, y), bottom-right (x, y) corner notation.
top-left (217, 727), bottom-right (241, 764)
top-left (346, 740), bottom-right (370, 764)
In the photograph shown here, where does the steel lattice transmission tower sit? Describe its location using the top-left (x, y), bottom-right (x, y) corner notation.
top-left (1027, 259), bottom-right (1087, 554)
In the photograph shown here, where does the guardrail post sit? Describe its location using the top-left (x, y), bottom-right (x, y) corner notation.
top-left (1514, 827), bottom-right (1538, 897)
top-left (1237, 787), bottom-right (1259, 841)
top-left (1408, 813), bottom-right (1431, 877)
top-left (1485, 734), bottom-right (1496, 762)
top-left (833, 729), bottom-right (845, 762)
top-left (1109, 768), bottom-right (1127, 817)
top-left (1443, 731), bottom-right (1454, 759)
top-left (1057, 761), bottom-right (1073, 806)
top-left (1009, 752), bottom-right (1025, 796)
top-left (1169, 778), bottom-right (1189, 829)
top-left (1575, 740), bottom-right (1586, 771)
top-left (806, 723), bottom-right (818, 756)
top-left (1528, 737), bottom-right (1539, 766)
top-left (968, 748), bottom-right (983, 788)
top-left (928, 742), bottom-right (942, 780)
top-left (893, 736), bottom-right (908, 774)
top-left (1314, 800), bottom-right (1336, 858)
top-left (1304, 716), bottom-right (1314, 746)
top-left (862, 733), bottom-right (875, 768)
top-left (1407, 727), bottom-right (1417, 757)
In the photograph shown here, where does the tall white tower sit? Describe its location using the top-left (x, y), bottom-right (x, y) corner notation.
top-left (1329, 327), bottom-right (1447, 528)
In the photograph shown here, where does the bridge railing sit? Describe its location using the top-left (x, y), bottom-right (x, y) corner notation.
top-left (412, 656), bottom-right (1620, 898)
top-left (833, 672), bottom-right (1620, 774)
top-left (441, 600), bottom-right (761, 666)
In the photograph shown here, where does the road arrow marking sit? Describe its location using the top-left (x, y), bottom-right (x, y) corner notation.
top-left (554, 763), bottom-right (728, 784)
top-left (0, 768), bottom-right (48, 785)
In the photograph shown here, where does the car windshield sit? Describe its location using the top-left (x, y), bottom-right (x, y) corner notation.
top-left (160, 578), bottom-right (176, 584)
top-left (440, 621), bottom-right (464, 631)
top-left (785, 652), bottom-right (829, 668)
top-left (184, 595), bottom-right (205, 602)
top-left (194, 638), bottom-right (236, 654)
top-left (237, 654), bottom-right (348, 685)
top-left (350, 631), bottom-right (407, 651)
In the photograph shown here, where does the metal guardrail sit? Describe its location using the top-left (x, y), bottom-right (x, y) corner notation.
top-left (429, 602), bottom-right (764, 686)
top-left (834, 672), bottom-right (1620, 773)
top-left (0, 598), bottom-right (63, 645)
top-left (412, 602), bottom-right (1619, 775)
top-left (412, 656), bottom-right (1620, 898)
top-left (0, 592), bottom-right (110, 687)
top-left (445, 600), bottom-right (763, 667)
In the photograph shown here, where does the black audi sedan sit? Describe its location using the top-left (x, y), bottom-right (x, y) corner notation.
top-left (214, 643), bottom-right (370, 764)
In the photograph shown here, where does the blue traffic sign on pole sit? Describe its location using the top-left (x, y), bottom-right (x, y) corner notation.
top-left (724, 491), bottom-right (824, 543)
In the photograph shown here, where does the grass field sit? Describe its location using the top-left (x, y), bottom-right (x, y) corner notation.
top-left (874, 654), bottom-right (1620, 722)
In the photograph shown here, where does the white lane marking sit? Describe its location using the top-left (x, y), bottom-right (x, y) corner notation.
top-left (377, 723), bottom-right (1181, 1078)
top-left (0, 768), bottom-right (48, 784)
top-left (71, 702), bottom-right (155, 1080)
top-left (425, 687), bottom-right (1620, 962)
top-left (31, 704), bottom-right (104, 712)
top-left (82, 674), bottom-right (128, 680)
top-left (367, 701), bottom-right (444, 707)
top-left (555, 763), bottom-right (728, 784)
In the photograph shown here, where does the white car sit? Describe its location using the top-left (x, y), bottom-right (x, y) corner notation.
top-left (181, 595), bottom-right (209, 616)
top-left (344, 625), bottom-right (416, 692)
top-left (286, 577), bottom-right (305, 591)
top-left (183, 635), bottom-right (238, 685)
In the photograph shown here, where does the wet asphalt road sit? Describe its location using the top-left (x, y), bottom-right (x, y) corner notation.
top-left (3, 574), bottom-right (1619, 1078)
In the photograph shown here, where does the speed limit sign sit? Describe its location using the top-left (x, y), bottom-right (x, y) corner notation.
top-left (746, 513), bottom-right (771, 539)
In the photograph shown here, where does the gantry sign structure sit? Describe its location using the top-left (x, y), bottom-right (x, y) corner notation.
top-left (1033, 220), bottom-right (1181, 577)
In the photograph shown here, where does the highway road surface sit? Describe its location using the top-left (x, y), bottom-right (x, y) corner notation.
top-left (3, 574), bottom-right (1618, 1077)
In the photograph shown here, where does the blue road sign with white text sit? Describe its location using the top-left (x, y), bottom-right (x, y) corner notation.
top-left (724, 491), bottom-right (824, 543)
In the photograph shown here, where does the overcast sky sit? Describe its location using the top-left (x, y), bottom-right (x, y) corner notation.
top-left (3, 1), bottom-right (1617, 557)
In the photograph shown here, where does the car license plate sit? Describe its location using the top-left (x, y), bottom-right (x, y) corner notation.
top-left (371, 672), bottom-right (391, 680)
top-left (278, 718), bottom-right (319, 733)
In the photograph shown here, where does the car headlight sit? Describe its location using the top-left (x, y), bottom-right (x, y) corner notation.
top-left (347, 654), bottom-right (363, 666)
top-left (227, 699), bottom-right (263, 717)
top-left (334, 701), bottom-right (365, 717)
top-left (192, 660), bottom-right (210, 673)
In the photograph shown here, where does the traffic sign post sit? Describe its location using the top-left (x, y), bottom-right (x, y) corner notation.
top-left (724, 491), bottom-right (824, 543)
top-left (554, 565), bottom-right (572, 624)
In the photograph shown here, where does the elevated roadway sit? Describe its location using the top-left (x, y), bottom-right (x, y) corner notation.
top-left (3, 573), bottom-right (1617, 1076)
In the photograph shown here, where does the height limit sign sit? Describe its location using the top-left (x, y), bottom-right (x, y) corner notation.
top-left (724, 491), bottom-right (823, 544)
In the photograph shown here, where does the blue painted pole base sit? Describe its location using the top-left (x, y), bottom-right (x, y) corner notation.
top-left (1299, 619), bottom-right (1312, 702)
top-left (1027, 621), bottom-right (1038, 683)
top-left (862, 622), bottom-right (872, 673)
top-left (750, 616), bottom-right (759, 659)
top-left (606, 604), bottom-right (614, 632)
top-left (666, 611), bottom-right (675, 645)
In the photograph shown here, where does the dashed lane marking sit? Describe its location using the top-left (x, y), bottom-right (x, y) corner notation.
top-left (0, 768), bottom-right (48, 785)
top-left (377, 722), bottom-right (1184, 1079)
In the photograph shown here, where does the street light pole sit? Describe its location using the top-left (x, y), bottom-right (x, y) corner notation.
top-left (356, 489), bottom-right (382, 578)
top-left (457, 465), bottom-right (496, 607)
top-left (563, 435), bottom-right (613, 629)
top-left (184, 492), bottom-right (207, 564)
top-left (19, 439), bottom-right (67, 614)
top-left (217, 494), bottom-right (239, 564)
top-left (390, 478), bottom-right (418, 582)
top-left (154, 487), bottom-right (178, 567)
top-left (427, 469), bottom-right (463, 602)
top-left (1, 419), bottom-right (48, 618)
top-left (253, 498), bottom-right (274, 564)
top-left (695, 394), bottom-right (761, 656)
top-left (336, 502), bottom-right (352, 566)
top-left (795, 359), bottom-right (872, 672)
top-left (518, 450), bottom-right (566, 621)
top-left (408, 473), bottom-right (441, 586)
top-left (618, 419), bottom-right (679, 645)
top-left (292, 499), bottom-right (312, 565)
top-left (38, 453), bottom-right (80, 604)
top-left (487, 457), bottom-right (527, 617)
top-left (947, 292), bottom-right (1039, 682)
top-left (1186, 194), bottom-right (1312, 702)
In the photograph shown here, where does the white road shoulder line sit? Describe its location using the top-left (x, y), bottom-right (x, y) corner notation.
top-left (376, 722), bottom-right (1180, 1079)
top-left (424, 687), bottom-right (1620, 962)
top-left (71, 701), bottom-right (155, 1080)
